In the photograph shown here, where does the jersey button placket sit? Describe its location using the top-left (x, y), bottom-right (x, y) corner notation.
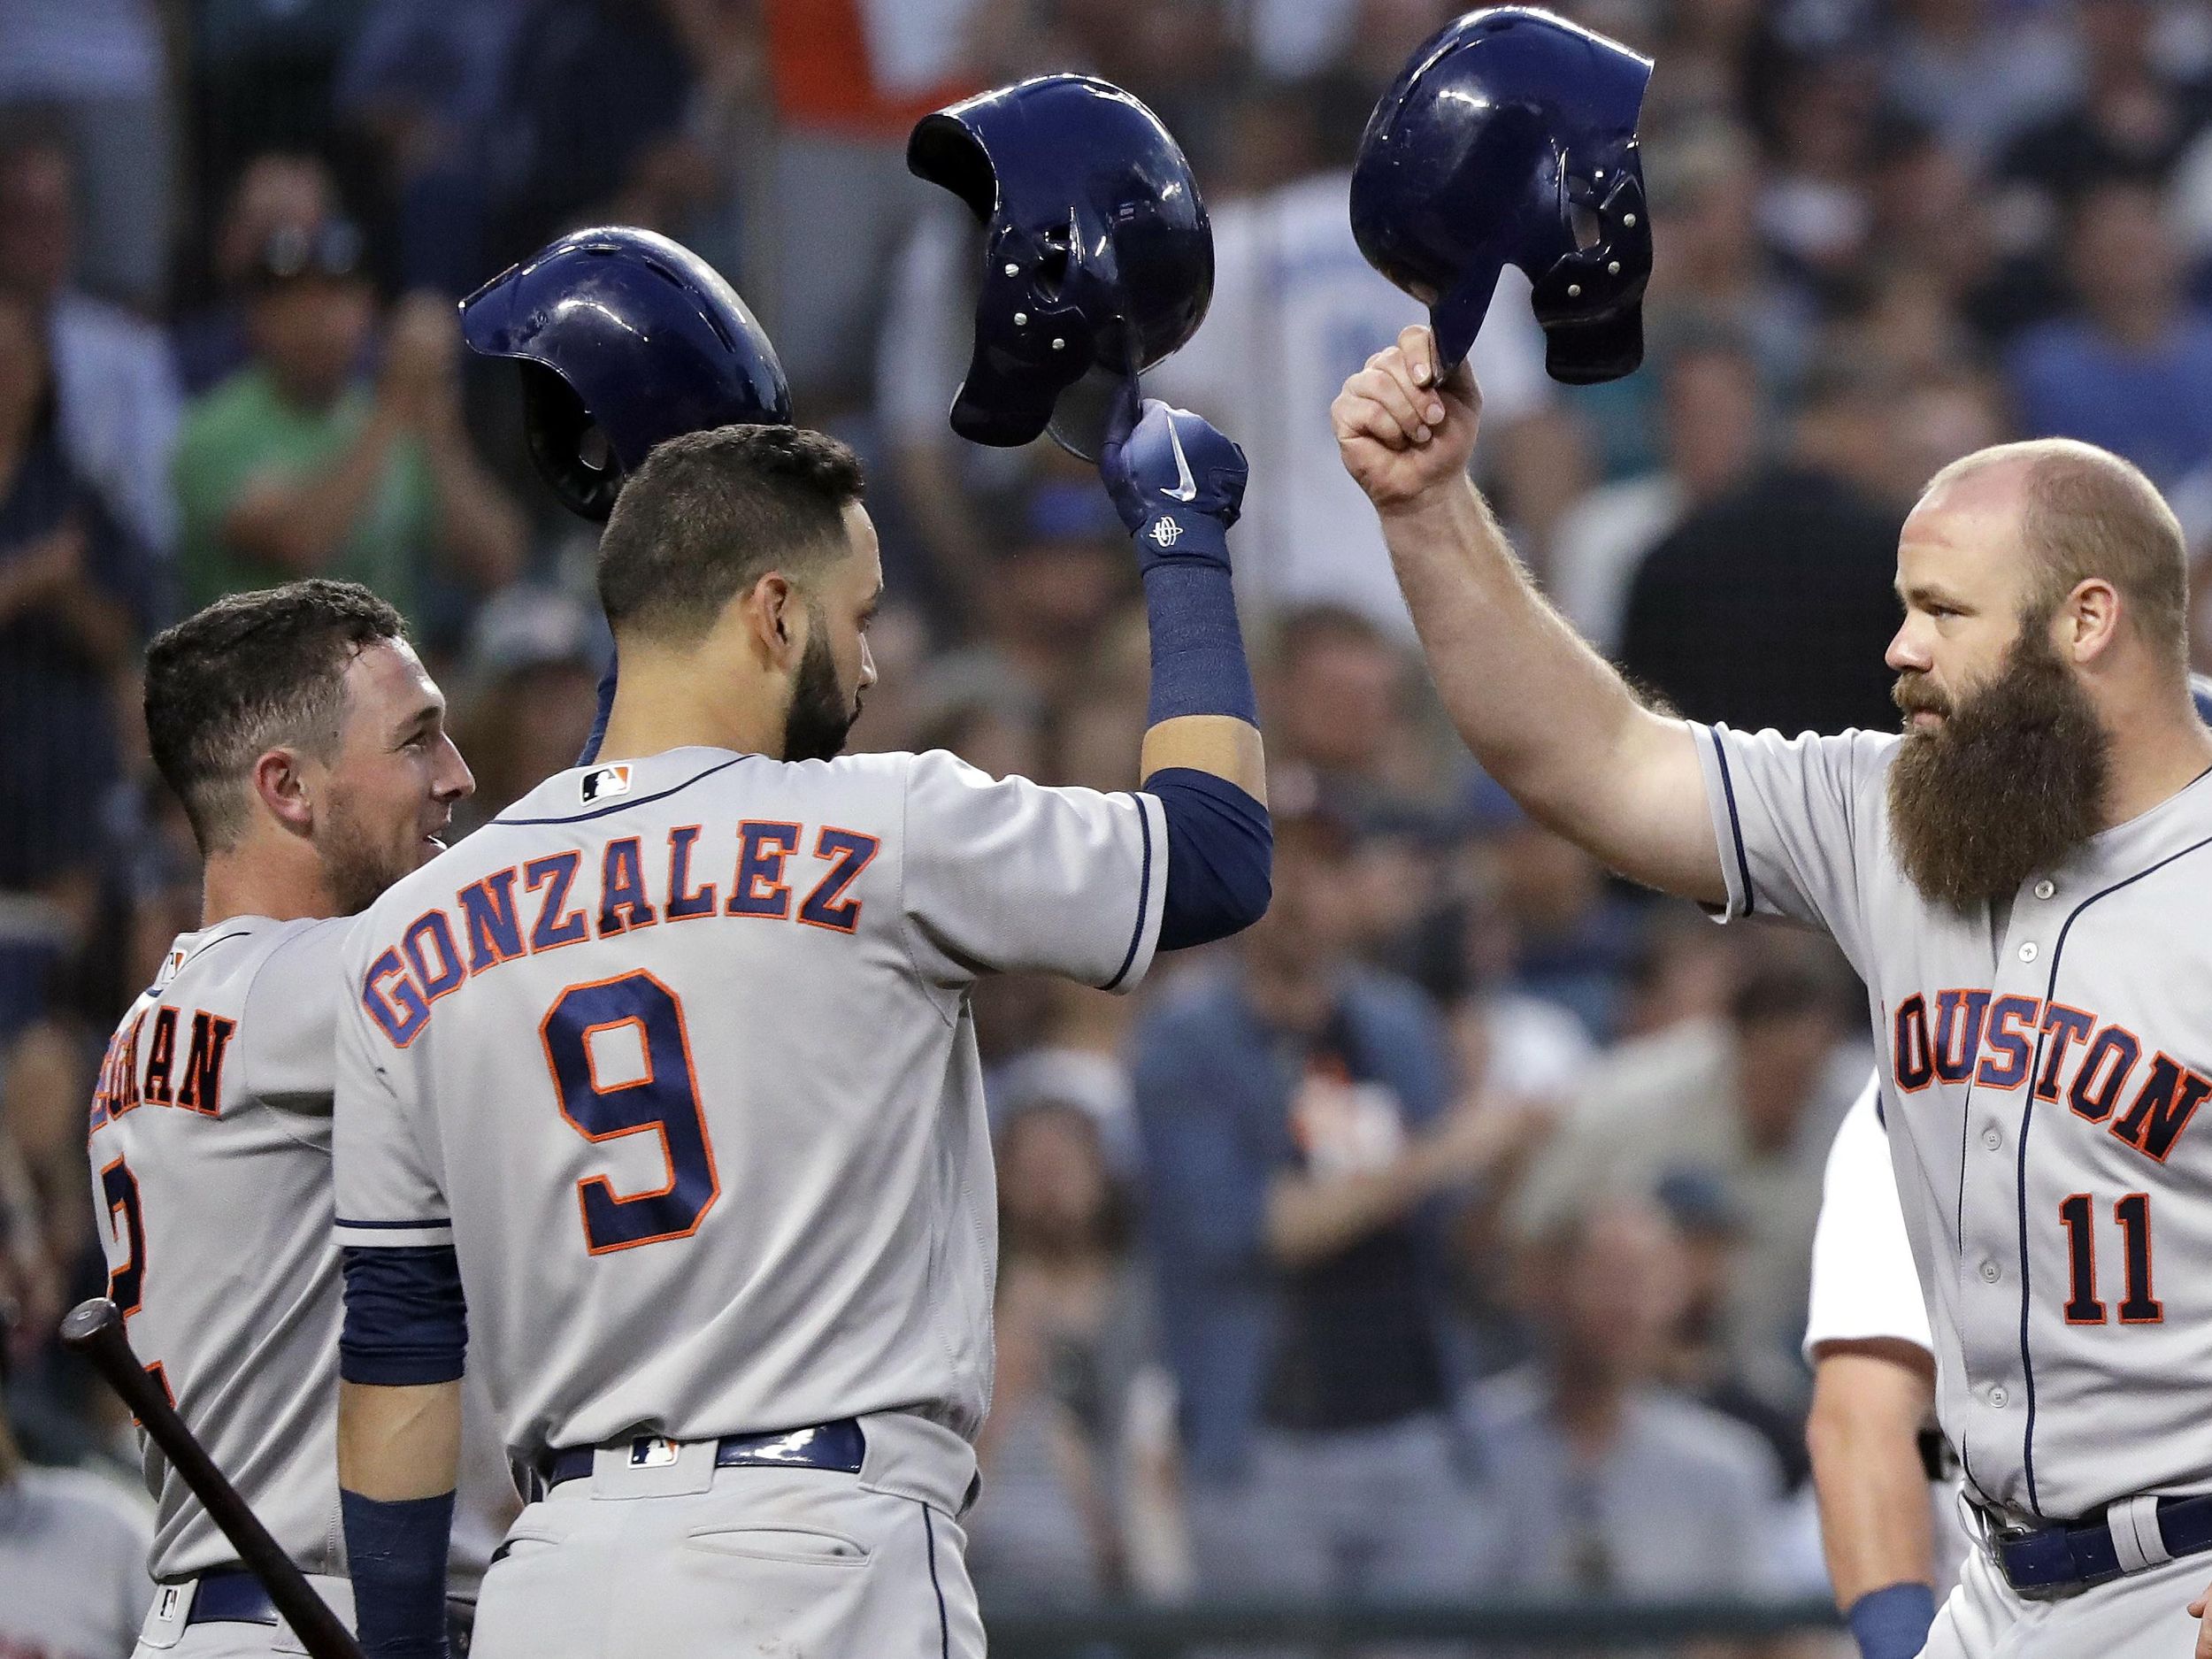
top-left (1989, 1386), bottom-right (2008, 1409)
top-left (2033, 879), bottom-right (2056, 901)
top-left (2017, 941), bottom-right (2039, 964)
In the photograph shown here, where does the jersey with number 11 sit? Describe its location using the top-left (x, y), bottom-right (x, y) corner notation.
top-left (334, 746), bottom-right (1168, 1468)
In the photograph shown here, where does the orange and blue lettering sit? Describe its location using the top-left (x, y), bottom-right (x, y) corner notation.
top-left (364, 948), bottom-right (431, 1046)
top-left (798, 827), bottom-right (879, 933)
top-left (459, 868), bottom-right (526, 973)
top-left (729, 822), bottom-right (799, 918)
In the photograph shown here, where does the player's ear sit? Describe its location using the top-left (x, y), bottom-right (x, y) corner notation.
top-left (2062, 577), bottom-right (2120, 665)
top-left (250, 747), bottom-right (315, 837)
top-left (751, 572), bottom-right (802, 665)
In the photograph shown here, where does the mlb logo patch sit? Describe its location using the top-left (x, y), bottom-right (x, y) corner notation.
top-left (154, 947), bottom-right (187, 990)
top-left (628, 1435), bottom-right (679, 1469)
top-left (581, 764), bottom-right (633, 804)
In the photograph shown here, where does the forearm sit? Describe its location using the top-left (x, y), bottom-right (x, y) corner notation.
top-left (338, 1379), bottom-right (462, 1502)
top-left (1380, 476), bottom-right (1644, 810)
top-left (1378, 478), bottom-right (1720, 901)
top-left (1265, 1148), bottom-right (1447, 1266)
top-left (339, 1242), bottom-right (466, 1657)
top-left (1808, 1348), bottom-right (1939, 1607)
top-left (340, 1381), bottom-right (459, 1659)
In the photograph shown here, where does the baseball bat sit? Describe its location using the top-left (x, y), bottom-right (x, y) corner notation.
top-left (61, 1297), bottom-right (366, 1659)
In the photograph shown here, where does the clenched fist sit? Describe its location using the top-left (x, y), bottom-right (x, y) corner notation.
top-left (1332, 324), bottom-right (1482, 511)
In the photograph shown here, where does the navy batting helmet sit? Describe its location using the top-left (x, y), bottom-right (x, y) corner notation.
top-left (1351, 8), bottom-right (1654, 386)
top-left (909, 74), bottom-right (1213, 458)
top-left (460, 227), bottom-right (791, 521)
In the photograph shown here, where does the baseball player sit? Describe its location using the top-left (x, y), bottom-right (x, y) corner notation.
top-left (1334, 324), bottom-right (2212, 1656)
top-left (1809, 674), bottom-right (2212, 1659)
top-left (87, 580), bottom-right (514, 1657)
top-left (329, 411), bottom-right (1270, 1659)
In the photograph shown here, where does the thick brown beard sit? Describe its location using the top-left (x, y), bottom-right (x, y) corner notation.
top-left (1886, 626), bottom-right (2110, 911)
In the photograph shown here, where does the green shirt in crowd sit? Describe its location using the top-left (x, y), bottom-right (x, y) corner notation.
top-left (174, 366), bottom-right (435, 626)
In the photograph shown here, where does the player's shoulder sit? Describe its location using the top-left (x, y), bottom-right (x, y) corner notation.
top-left (134, 916), bottom-right (343, 1016)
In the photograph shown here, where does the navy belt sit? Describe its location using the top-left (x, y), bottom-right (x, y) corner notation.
top-left (1995, 1493), bottom-right (2212, 1596)
top-left (544, 1420), bottom-right (865, 1490)
top-left (184, 1567), bottom-right (276, 1625)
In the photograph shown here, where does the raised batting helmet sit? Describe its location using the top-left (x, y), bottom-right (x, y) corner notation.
top-left (460, 227), bottom-right (791, 521)
top-left (909, 74), bottom-right (1213, 458)
top-left (1351, 7), bottom-right (1654, 386)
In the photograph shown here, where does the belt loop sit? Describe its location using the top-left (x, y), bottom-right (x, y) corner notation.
top-left (2109, 1495), bottom-right (2172, 1573)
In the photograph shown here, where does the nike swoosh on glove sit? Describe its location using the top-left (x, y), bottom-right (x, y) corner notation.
top-left (1098, 397), bottom-right (1248, 572)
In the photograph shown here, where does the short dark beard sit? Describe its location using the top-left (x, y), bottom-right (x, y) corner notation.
top-left (1887, 622), bottom-right (2110, 911)
top-left (780, 618), bottom-right (858, 764)
top-left (319, 784), bottom-right (415, 917)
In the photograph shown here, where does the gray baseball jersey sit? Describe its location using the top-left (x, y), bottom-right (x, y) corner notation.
top-left (1700, 722), bottom-right (2212, 1522)
top-left (0, 1463), bottom-right (151, 1659)
top-left (85, 918), bottom-right (513, 1588)
top-left (333, 746), bottom-right (1166, 1466)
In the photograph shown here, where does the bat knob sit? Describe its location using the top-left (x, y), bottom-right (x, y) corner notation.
top-left (59, 1297), bottom-right (121, 1349)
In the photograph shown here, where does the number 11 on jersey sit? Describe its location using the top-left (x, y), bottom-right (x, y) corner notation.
top-left (2059, 1192), bottom-right (2162, 1325)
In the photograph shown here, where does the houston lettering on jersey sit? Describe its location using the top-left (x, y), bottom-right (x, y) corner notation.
top-left (1892, 988), bottom-right (2210, 1162)
top-left (88, 1005), bottom-right (236, 1131)
top-left (361, 821), bottom-right (883, 1048)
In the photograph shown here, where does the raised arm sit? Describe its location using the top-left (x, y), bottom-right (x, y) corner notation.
top-left (1333, 326), bottom-right (1724, 907)
top-left (1101, 399), bottom-right (1270, 949)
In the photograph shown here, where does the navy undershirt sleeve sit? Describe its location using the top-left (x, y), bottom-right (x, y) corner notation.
top-left (1146, 766), bottom-right (1272, 949)
top-left (340, 1246), bottom-right (466, 1386)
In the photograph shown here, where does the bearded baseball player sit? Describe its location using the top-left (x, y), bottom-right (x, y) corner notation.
top-left (329, 410), bottom-right (1269, 1659)
top-left (89, 580), bottom-right (517, 1656)
top-left (1335, 323), bottom-right (2212, 1656)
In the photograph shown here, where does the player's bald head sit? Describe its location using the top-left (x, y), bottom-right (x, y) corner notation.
top-left (1920, 439), bottom-right (2189, 670)
top-left (597, 425), bottom-right (867, 648)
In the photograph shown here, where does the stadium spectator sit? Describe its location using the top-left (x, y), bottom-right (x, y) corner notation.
top-left (449, 586), bottom-right (603, 833)
top-left (1615, 353), bottom-right (1908, 737)
top-left (762, 0), bottom-right (984, 412)
top-left (1996, 0), bottom-right (2212, 247)
top-left (1878, 0), bottom-right (2076, 169)
top-left (0, 288), bottom-right (157, 1027)
top-left (1457, 774), bottom-right (1643, 1042)
top-left (172, 152), bottom-right (342, 397)
top-left (0, 0), bottom-right (173, 311)
top-left (0, 1363), bottom-right (151, 1659)
top-left (1514, 934), bottom-right (1865, 1421)
top-left (1468, 1198), bottom-right (1793, 1600)
top-left (2006, 174), bottom-right (2212, 490)
top-left (173, 220), bottom-right (524, 638)
top-left (1144, 91), bottom-right (1575, 633)
top-left (334, 0), bottom-right (531, 296)
top-left (1132, 795), bottom-right (1497, 1603)
top-left (969, 1093), bottom-right (1187, 1605)
top-left (1548, 319), bottom-right (1767, 653)
top-left (979, 480), bottom-right (1135, 706)
top-left (0, 130), bottom-right (180, 558)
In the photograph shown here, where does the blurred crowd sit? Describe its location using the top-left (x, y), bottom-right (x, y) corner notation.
top-left (10, 0), bottom-right (2212, 1641)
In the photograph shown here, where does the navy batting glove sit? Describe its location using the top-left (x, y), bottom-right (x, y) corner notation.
top-left (1098, 397), bottom-right (1248, 573)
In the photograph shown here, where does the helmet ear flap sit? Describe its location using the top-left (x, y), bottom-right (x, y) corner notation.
top-left (518, 360), bottom-right (623, 522)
